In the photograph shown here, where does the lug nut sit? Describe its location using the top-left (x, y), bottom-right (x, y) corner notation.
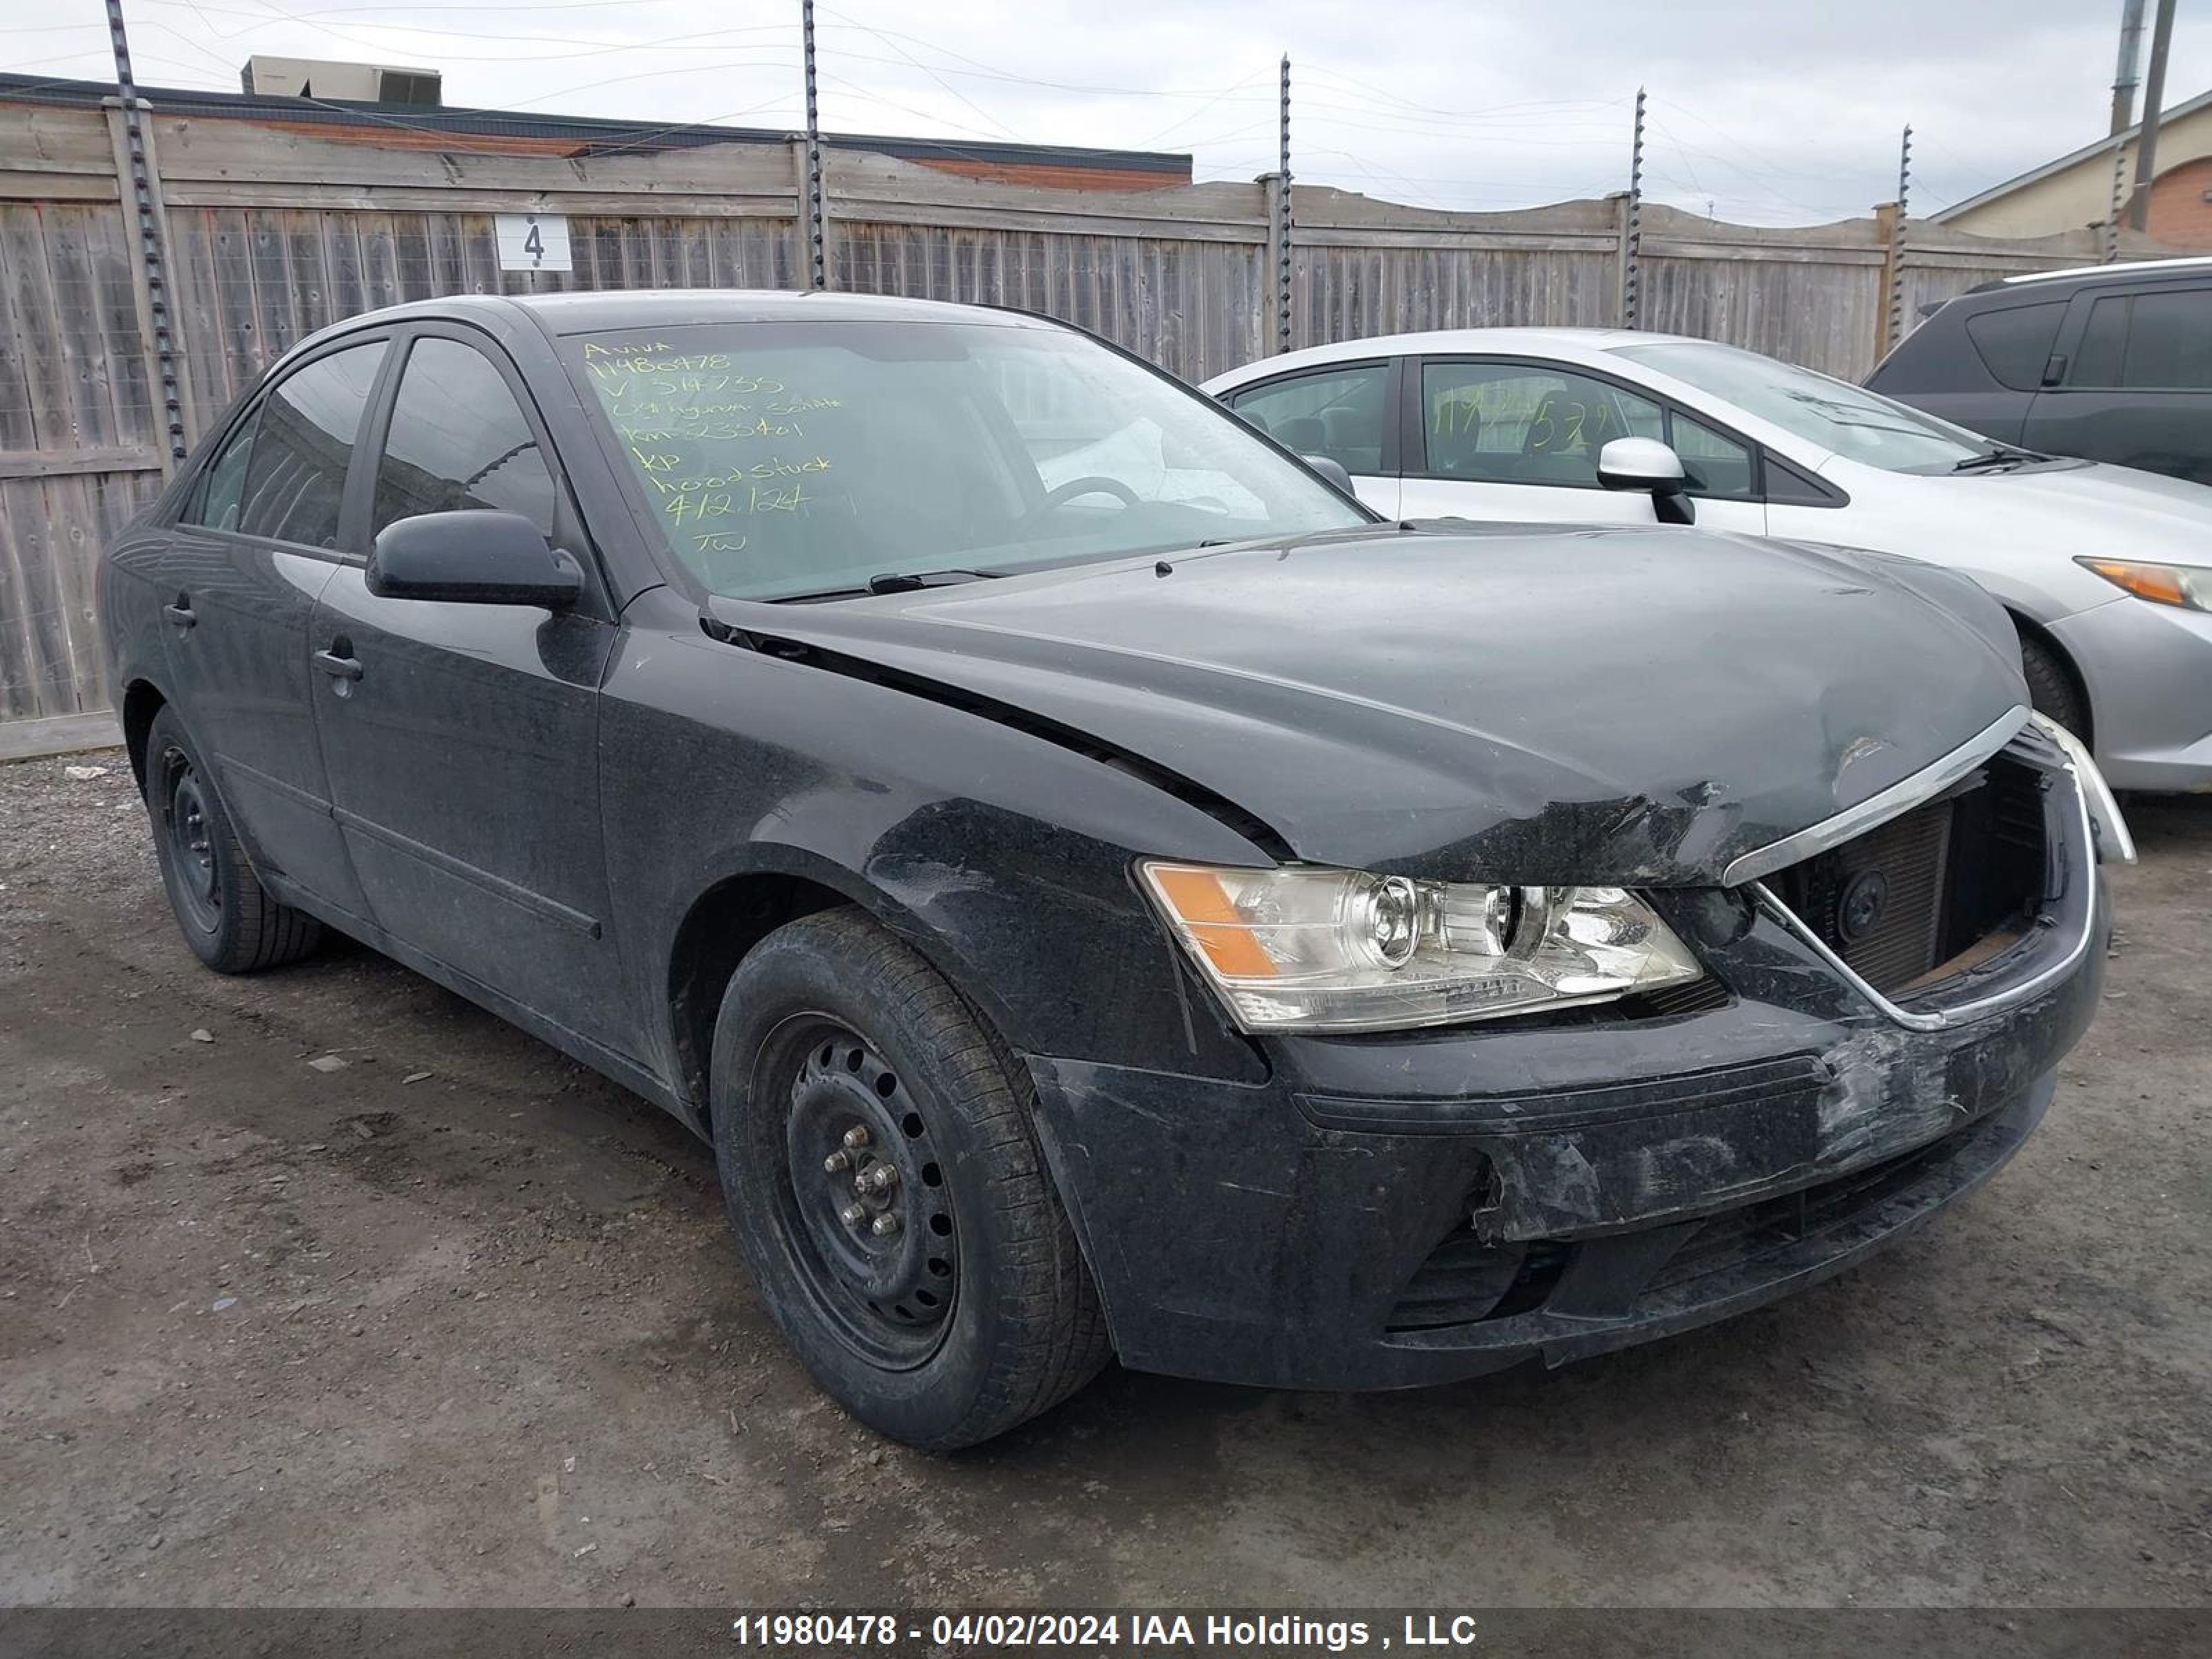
top-left (839, 1203), bottom-right (867, 1228)
top-left (870, 1213), bottom-right (901, 1237)
top-left (823, 1150), bottom-right (850, 1174)
top-left (843, 1125), bottom-right (871, 1150)
top-left (863, 1165), bottom-right (898, 1194)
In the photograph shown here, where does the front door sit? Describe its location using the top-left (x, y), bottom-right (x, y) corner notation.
top-left (1221, 359), bottom-right (1400, 514)
top-left (2025, 283), bottom-right (2212, 485)
top-left (1398, 357), bottom-right (1770, 535)
top-left (160, 335), bottom-right (391, 918)
top-left (308, 329), bottom-right (621, 1038)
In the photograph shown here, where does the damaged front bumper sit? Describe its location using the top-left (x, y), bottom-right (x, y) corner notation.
top-left (1027, 751), bottom-right (2109, 1393)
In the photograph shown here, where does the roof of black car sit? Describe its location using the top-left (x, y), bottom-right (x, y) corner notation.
top-left (393, 290), bottom-right (1058, 335)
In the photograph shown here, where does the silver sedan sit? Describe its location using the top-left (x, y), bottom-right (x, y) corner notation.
top-left (1203, 328), bottom-right (2212, 791)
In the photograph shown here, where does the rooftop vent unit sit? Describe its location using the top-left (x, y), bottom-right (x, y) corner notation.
top-left (241, 56), bottom-right (442, 107)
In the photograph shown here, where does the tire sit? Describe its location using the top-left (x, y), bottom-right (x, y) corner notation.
top-left (2017, 630), bottom-right (2090, 741)
top-left (145, 706), bottom-right (323, 974)
top-left (709, 907), bottom-right (1110, 1449)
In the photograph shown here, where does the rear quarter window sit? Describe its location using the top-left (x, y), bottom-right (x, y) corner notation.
top-left (1962, 301), bottom-right (2066, 391)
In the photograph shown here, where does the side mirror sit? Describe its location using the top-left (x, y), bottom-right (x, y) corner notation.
top-left (1302, 454), bottom-right (1357, 496)
top-left (1596, 437), bottom-right (1694, 525)
top-left (367, 511), bottom-right (583, 608)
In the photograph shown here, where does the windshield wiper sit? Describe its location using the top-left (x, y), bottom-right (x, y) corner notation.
top-left (864, 568), bottom-right (1005, 594)
top-left (1951, 446), bottom-right (2044, 473)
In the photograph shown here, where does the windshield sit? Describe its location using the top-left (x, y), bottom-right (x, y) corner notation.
top-left (567, 320), bottom-right (1369, 600)
top-left (1613, 341), bottom-right (2000, 473)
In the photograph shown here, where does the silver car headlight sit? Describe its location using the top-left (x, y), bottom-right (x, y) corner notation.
top-left (1139, 862), bottom-right (1704, 1033)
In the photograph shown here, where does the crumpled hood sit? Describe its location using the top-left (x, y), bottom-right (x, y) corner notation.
top-left (709, 523), bottom-right (2028, 884)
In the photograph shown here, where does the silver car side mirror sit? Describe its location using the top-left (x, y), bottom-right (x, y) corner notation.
top-left (1596, 437), bottom-right (1694, 525)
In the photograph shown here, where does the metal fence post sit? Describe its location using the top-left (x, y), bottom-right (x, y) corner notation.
top-left (2105, 140), bottom-right (2130, 263)
top-left (800, 0), bottom-right (829, 290)
top-left (1620, 87), bottom-right (1645, 328)
top-left (1270, 55), bottom-right (1293, 355)
top-left (104, 0), bottom-right (188, 471)
top-left (1882, 124), bottom-right (1912, 357)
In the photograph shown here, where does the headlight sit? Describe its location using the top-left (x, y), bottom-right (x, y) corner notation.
top-left (1138, 862), bottom-right (1703, 1033)
top-left (2077, 556), bottom-right (2212, 612)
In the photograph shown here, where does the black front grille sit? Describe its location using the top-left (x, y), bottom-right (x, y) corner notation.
top-left (1769, 753), bottom-right (2049, 994)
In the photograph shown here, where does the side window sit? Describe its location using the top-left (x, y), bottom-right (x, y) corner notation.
top-left (1227, 364), bottom-right (1387, 475)
top-left (1764, 454), bottom-right (1839, 507)
top-left (373, 337), bottom-right (559, 537)
top-left (2072, 296), bottom-right (2129, 387)
top-left (2112, 289), bottom-right (2212, 390)
top-left (1963, 301), bottom-right (2066, 391)
top-left (185, 407), bottom-right (259, 531)
top-left (236, 341), bottom-right (388, 549)
top-left (1419, 362), bottom-right (1662, 487)
top-left (1668, 412), bottom-right (1755, 500)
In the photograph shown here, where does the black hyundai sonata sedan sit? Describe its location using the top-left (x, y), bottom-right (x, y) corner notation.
top-left (100, 292), bottom-right (2130, 1447)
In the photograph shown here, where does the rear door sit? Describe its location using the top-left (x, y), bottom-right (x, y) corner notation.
top-left (157, 335), bottom-right (392, 918)
top-left (308, 324), bottom-right (623, 1038)
top-left (1398, 356), bottom-right (1768, 534)
top-left (2026, 282), bottom-right (2212, 483)
top-left (1221, 359), bottom-right (1400, 512)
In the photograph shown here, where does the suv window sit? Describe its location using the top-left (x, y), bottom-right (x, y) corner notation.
top-left (236, 341), bottom-right (388, 548)
top-left (373, 337), bottom-right (559, 536)
top-left (1420, 362), bottom-right (1662, 487)
top-left (2072, 288), bottom-right (2212, 390)
top-left (1227, 364), bottom-right (1387, 475)
top-left (1963, 301), bottom-right (2066, 391)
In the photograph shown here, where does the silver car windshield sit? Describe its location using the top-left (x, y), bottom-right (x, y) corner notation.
top-left (568, 320), bottom-right (1369, 600)
top-left (1615, 341), bottom-right (1997, 474)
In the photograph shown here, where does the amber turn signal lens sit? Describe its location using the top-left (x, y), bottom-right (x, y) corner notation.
top-left (2077, 557), bottom-right (2212, 612)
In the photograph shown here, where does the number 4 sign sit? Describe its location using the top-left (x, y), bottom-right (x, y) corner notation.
top-left (495, 213), bottom-right (573, 272)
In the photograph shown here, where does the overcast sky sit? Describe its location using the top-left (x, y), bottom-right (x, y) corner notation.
top-left (11, 0), bottom-right (2212, 225)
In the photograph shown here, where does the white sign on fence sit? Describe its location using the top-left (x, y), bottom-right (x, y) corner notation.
top-left (494, 213), bottom-right (572, 272)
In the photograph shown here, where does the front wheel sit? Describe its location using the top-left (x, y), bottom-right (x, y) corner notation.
top-left (710, 908), bottom-right (1109, 1449)
top-left (2018, 631), bottom-right (2090, 742)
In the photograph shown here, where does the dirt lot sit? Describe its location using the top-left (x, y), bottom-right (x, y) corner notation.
top-left (2, 748), bottom-right (2208, 1611)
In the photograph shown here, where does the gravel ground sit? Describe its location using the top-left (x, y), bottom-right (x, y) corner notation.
top-left (2, 748), bottom-right (2209, 1610)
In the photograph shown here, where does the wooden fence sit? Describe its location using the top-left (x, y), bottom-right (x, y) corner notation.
top-left (0, 91), bottom-right (2176, 749)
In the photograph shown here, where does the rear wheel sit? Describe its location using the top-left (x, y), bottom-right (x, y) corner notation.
top-left (710, 908), bottom-right (1109, 1449)
top-left (2017, 630), bottom-right (2090, 741)
top-left (146, 707), bottom-right (322, 973)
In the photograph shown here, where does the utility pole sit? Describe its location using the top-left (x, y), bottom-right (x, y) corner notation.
top-left (105, 0), bottom-right (186, 467)
top-left (2110, 0), bottom-right (2146, 134)
top-left (2128, 0), bottom-right (2176, 232)
top-left (1621, 87), bottom-right (1646, 328)
top-left (1274, 54), bottom-right (1293, 355)
top-left (800, 0), bottom-right (827, 289)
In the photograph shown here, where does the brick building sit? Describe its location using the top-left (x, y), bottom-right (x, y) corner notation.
top-left (1936, 89), bottom-right (2212, 251)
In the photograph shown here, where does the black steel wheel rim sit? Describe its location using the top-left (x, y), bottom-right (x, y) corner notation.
top-left (765, 1015), bottom-right (959, 1370)
top-left (159, 746), bottom-right (221, 935)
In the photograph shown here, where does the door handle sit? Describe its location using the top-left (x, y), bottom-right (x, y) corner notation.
top-left (312, 646), bottom-right (364, 682)
top-left (162, 593), bottom-right (196, 629)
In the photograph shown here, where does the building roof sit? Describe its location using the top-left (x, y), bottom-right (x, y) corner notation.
top-left (1931, 88), bottom-right (2212, 223)
top-left (0, 71), bottom-right (1192, 181)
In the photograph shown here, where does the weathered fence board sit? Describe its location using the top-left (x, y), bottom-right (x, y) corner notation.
top-left (0, 95), bottom-right (2179, 744)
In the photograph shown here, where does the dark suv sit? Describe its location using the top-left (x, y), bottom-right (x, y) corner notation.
top-left (1867, 256), bottom-right (2212, 485)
